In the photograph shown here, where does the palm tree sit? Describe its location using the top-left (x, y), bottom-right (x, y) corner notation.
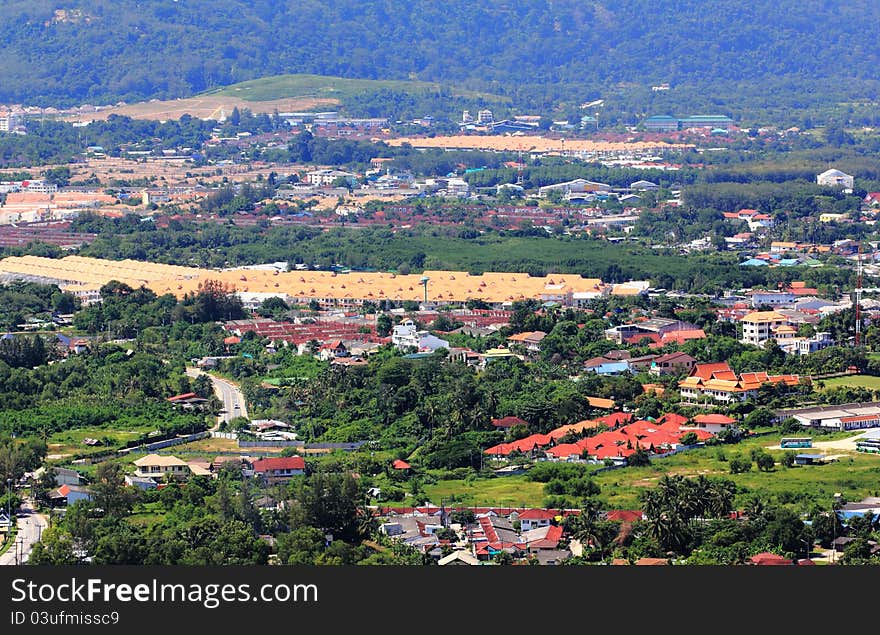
top-left (569, 499), bottom-right (604, 559)
top-left (706, 479), bottom-right (736, 518)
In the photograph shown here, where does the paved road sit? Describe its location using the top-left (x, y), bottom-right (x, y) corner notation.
top-left (0, 497), bottom-right (49, 566)
top-left (186, 367), bottom-right (248, 430)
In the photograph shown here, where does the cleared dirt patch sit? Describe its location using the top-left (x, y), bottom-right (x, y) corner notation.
top-left (65, 95), bottom-right (340, 123)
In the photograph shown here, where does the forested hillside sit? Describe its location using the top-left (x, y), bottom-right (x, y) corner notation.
top-left (2, 0), bottom-right (880, 115)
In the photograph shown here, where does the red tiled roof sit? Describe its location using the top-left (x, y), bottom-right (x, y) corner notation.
top-left (693, 414), bottom-right (735, 425)
top-left (684, 429), bottom-right (715, 441)
top-left (640, 431), bottom-right (681, 447)
top-left (587, 396), bottom-right (615, 409)
top-left (750, 552), bottom-right (793, 565)
top-left (251, 456), bottom-right (305, 472)
top-left (605, 510), bottom-right (643, 522)
top-left (652, 352), bottom-right (696, 364)
top-left (492, 416), bottom-right (528, 428)
top-left (545, 443), bottom-right (583, 459)
top-left (392, 459), bottom-right (412, 470)
top-left (484, 443), bottom-right (511, 456)
top-left (518, 509), bottom-right (556, 520)
top-left (623, 332), bottom-right (662, 346)
top-left (659, 412), bottom-right (689, 427)
top-left (592, 445), bottom-right (636, 459)
top-left (690, 362), bottom-right (734, 381)
top-left (660, 329), bottom-right (706, 344)
top-left (635, 557), bottom-right (669, 565)
top-left (167, 392), bottom-right (198, 402)
top-left (596, 412), bottom-right (633, 428)
top-left (528, 524), bottom-right (564, 548)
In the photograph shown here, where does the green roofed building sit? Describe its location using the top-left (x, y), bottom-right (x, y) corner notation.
top-left (643, 115), bottom-right (680, 132)
top-left (679, 114), bottom-right (734, 128)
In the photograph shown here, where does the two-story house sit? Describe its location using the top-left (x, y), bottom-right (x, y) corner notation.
top-left (251, 456), bottom-right (306, 484)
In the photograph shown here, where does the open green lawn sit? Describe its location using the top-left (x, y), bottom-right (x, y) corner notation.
top-left (818, 374), bottom-right (880, 391)
top-left (423, 476), bottom-right (546, 508)
top-left (47, 426), bottom-right (157, 458)
top-left (126, 502), bottom-right (166, 529)
top-left (206, 73), bottom-right (508, 103)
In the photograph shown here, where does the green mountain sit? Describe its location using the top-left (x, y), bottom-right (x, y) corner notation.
top-left (2, 1), bottom-right (879, 121)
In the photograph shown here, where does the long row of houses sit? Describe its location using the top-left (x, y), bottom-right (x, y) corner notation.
top-left (484, 411), bottom-right (729, 464)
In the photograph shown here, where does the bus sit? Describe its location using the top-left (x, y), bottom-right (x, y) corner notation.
top-left (781, 437), bottom-right (813, 449)
top-left (856, 438), bottom-right (880, 454)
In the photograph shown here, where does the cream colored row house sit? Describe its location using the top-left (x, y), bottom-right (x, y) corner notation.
top-left (133, 454), bottom-right (191, 481)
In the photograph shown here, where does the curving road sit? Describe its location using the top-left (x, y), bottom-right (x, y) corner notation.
top-left (0, 497), bottom-right (49, 566)
top-left (186, 367), bottom-right (248, 430)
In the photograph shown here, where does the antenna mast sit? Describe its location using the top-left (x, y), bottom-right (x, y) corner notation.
top-left (517, 144), bottom-right (524, 186)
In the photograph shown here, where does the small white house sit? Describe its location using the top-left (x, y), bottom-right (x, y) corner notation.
top-left (515, 509), bottom-right (556, 532)
top-left (48, 484), bottom-right (92, 506)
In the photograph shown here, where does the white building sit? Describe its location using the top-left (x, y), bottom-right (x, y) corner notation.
top-left (235, 292), bottom-right (294, 311)
top-left (740, 311), bottom-right (791, 346)
top-left (630, 180), bottom-right (659, 191)
top-left (538, 179), bottom-right (611, 198)
top-left (419, 177), bottom-right (469, 198)
top-left (0, 112), bottom-right (21, 132)
top-left (23, 179), bottom-right (58, 194)
top-left (305, 169), bottom-right (358, 187)
top-left (777, 331), bottom-right (835, 356)
top-left (391, 319), bottom-right (449, 352)
top-left (62, 285), bottom-right (103, 306)
top-left (817, 168), bottom-right (854, 190)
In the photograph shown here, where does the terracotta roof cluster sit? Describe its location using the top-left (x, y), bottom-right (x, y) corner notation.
top-left (484, 411), bottom-right (713, 459)
top-left (225, 318), bottom-right (381, 347)
top-left (680, 362), bottom-right (801, 394)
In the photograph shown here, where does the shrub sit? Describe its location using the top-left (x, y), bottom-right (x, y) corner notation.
top-left (729, 457), bottom-right (751, 474)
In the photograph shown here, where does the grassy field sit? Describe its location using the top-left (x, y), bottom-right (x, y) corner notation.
top-left (206, 73), bottom-right (509, 103)
top-left (423, 477), bottom-right (546, 508)
top-left (46, 426), bottom-right (156, 459)
top-left (126, 502), bottom-right (166, 529)
top-left (818, 374), bottom-right (880, 391)
top-left (168, 437), bottom-right (241, 454)
top-left (592, 435), bottom-right (880, 509)
top-left (419, 433), bottom-right (880, 510)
